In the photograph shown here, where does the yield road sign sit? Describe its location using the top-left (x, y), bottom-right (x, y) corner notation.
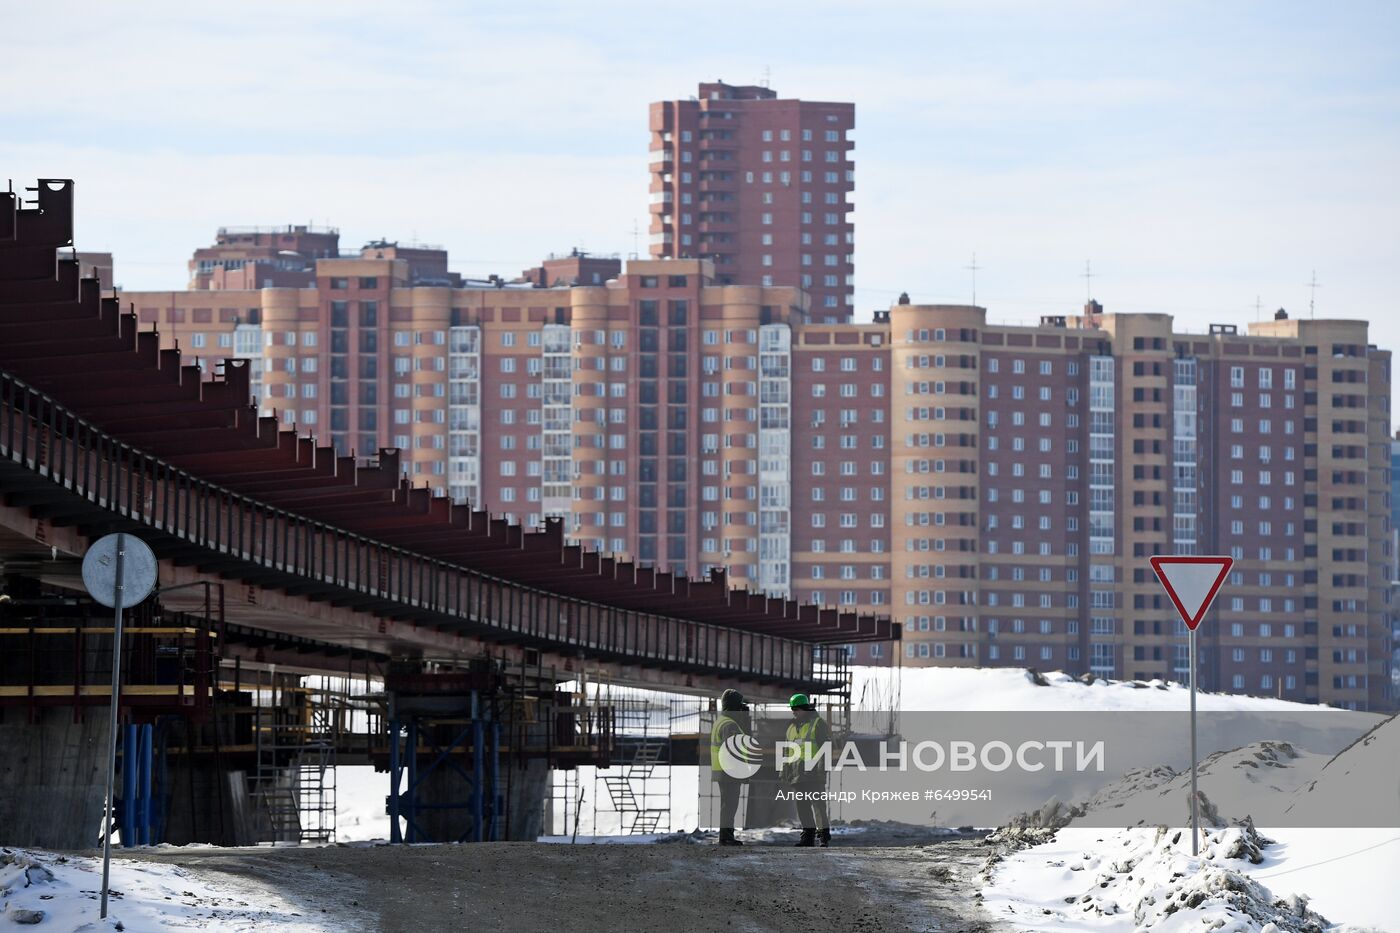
top-left (1149, 556), bottom-right (1233, 631)
top-left (1149, 553), bottom-right (1232, 859)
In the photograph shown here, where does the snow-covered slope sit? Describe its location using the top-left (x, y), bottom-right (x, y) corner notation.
top-left (853, 665), bottom-right (1322, 712)
top-left (1017, 741), bottom-right (1330, 830)
top-left (1285, 714), bottom-right (1400, 827)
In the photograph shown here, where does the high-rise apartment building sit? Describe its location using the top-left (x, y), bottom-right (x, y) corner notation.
top-left (125, 248), bottom-right (1394, 710)
top-left (648, 81), bottom-right (855, 321)
top-left (189, 225), bottom-right (341, 290)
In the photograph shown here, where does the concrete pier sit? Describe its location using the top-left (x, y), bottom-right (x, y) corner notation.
top-left (0, 711), bottom-right (109, 849)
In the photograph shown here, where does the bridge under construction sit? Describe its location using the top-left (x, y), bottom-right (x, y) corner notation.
top-left (0, 179), bottom-right (897, 849)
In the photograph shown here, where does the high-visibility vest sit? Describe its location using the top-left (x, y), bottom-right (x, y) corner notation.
top-left (786, 716), bottom-right (826, 762)
top-left (710, 712), bottom-right (745, 772)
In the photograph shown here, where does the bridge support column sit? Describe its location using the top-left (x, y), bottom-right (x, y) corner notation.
top-left (0, 709), bottom-right (109, 849)
top-left (387, 689), bottom-right (552, 843)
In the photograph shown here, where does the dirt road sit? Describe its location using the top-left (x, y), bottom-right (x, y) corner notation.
top-left (126, 834), bottom-right (1003, 932)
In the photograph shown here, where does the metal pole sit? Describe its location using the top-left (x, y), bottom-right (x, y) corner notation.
top-left (100, 532), bottom-right (127, 920)
top-left (1189, 625), bottom-right (1199, 856)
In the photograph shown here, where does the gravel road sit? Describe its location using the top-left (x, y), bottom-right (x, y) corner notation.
top-left (124, 833), bottom-right (1004, 933)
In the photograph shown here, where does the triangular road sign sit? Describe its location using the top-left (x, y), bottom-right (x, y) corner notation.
top-left (1149, 556), bottom-right (1233, 630)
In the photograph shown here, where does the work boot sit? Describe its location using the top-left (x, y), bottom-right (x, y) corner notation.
top-left (818, 828), bottom-right (831, 848)
top-left (794, 828), bottom-right (817, 847)
top-left (718, 828), bottom-right (743, 846)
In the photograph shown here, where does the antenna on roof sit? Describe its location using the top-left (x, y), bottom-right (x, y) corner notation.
top-left (965, 252), bottom-right (981, 306)
top-left (761, 65), bottom-right (771, 88)
top-left (1306, 270), bottom-right (1321, 319)
top-left (1081, 259), bottom-right (1095, 303)
top-left (1254, 294), bottom-right (1263, 321)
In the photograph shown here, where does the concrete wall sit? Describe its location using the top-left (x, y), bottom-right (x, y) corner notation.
top-left (0, 711), bottom-right (109, 849)
top-left (503, 758), bottom-right (549, 841)
top-left (162, 763), bottom-right (256, 847)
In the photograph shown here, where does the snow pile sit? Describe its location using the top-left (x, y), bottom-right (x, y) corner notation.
top-left (985, 824), bottom-right (1336, 932)
top-left (0, 847), bottom-right (330, 931)
top-left (854, 666), bottom-right (1316, 712)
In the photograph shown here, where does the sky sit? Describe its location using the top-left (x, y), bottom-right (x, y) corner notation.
top-left (4, 0), bottom-right (1398, 398)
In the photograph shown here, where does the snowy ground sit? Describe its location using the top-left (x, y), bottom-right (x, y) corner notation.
top-left (982, 825), bottom-right (1400, 932)
top-left (0, 847), bottom-right (344, 931)
top-left (5, 666), bottom-right (1393, 931)
top-left (979, 709), bottom-right (1400, 932)
top-left (853, 665), bottom-right (1325, 713)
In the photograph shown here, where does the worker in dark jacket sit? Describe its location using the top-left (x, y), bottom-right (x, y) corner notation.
top-left (782, 693), bottom-right (832, 847)
top-left (709, 688), bottom-right (752, 846)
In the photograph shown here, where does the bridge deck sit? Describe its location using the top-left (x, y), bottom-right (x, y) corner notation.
top-left (0, 178), bottom-right (897, 695)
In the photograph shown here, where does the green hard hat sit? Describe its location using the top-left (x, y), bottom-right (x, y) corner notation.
top-left (789, 693), bottom-right (812, 709)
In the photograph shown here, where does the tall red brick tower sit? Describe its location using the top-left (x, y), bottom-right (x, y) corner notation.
top-left (648, 81), bottom-right (855, 322)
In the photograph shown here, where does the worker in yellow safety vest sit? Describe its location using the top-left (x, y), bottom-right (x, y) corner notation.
top-left (709, 688), bottom-right (751, 846)
top-left (782, 693), bottom-right (832, 848)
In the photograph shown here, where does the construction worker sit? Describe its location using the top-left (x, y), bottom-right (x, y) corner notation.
top-left (782, 693), bottom-right (832, 847)
top-left (709, 688), bottom-right (751, 846)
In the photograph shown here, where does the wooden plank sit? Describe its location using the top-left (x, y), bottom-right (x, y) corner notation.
top-left (0, 684), bottom-right (197, 697)
top-left (0, 627), bottom-right (209, 636)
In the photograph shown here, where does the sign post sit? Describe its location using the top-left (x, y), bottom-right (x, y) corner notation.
top-left (1148, 554), bottom-right (1233, 857)
top-left (81, 533), bottom-right (158, 920)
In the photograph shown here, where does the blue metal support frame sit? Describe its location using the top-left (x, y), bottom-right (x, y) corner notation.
top-left (117, 723), bottom-right (155, 847)
top-left (386, 691), bottom-right (503, 844)
top-left (137, 723), bottom-right (153, 845)
top-left (120, 724), bottom-right (136, 846)
top-left (489, 721), bottom-right (502, 842)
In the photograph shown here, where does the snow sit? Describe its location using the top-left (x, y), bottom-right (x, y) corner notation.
top-left (981, 714), bottom-right (1400, 931)
top-left (982, 825), bottom-right (1339, 932)
top-left (6, 666), bottom-right (1389, 932)
top-left (1029, 740), bottom-right (1334, 829)
top-left (862, 667), bottom-right (1399, 930)
top-left (1284, 715), bottom-right (1400, 827)
top-left (852, 665), bottom-right (1322, 712)
top-left (0, 848), bottom-right (331, 931)
top-left (983, 825), bottom-right (1400, 932)
top-left (334, 765), bottom-right (389, 843)
top-left (1245, 829), bottom-right (1400, 931)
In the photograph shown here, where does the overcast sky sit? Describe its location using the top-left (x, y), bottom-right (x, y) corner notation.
top-left (5, 1), bottom-right (1397, 393)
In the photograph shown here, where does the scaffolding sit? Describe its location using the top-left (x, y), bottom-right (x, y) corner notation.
top-left (246, 672), bottom-right (349, 844)
top-left (596, 697), bottom-right (672, 835)
top-left (538, 677), bottom-right (715, 838)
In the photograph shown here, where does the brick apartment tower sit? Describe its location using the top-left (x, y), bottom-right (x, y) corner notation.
top-left (648, 81), bottom-right (855, 322)
top-left (127, 240), bottom-right (1395, 711)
